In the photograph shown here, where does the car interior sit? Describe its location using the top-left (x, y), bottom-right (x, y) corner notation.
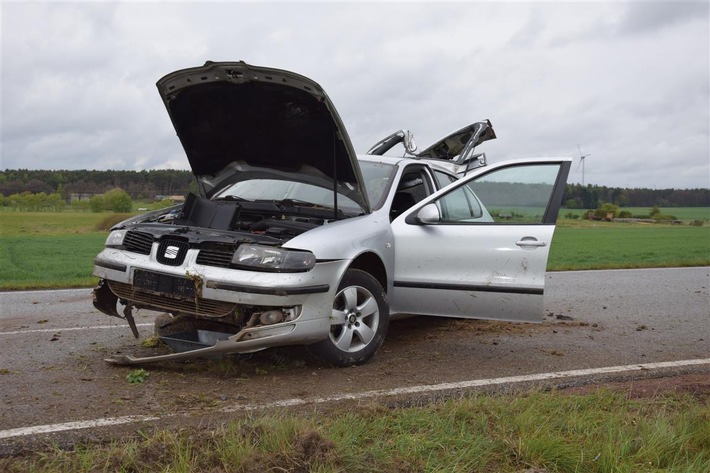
top-left (389, 167), bottom-right (433, 221)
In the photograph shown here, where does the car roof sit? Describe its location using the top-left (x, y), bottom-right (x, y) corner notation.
top-left (358, 154), bottom-right (459, 179)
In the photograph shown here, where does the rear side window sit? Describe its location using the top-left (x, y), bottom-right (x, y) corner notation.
top-left (433, 170), bottom-right (457, 189)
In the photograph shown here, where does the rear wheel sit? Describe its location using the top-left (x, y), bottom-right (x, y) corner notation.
top-left (310, 269), bottom-right (389, 366)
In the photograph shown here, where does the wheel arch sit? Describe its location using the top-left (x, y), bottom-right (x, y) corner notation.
top-left (347, 252), bottom-right (388, 293)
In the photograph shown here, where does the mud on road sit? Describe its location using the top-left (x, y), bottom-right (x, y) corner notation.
top-left (1, 315), bottom-right (708, 456)
top-left (1, 268), bottom-right (709, 454)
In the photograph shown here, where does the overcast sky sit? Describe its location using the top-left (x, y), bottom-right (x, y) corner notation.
top-left (2, 1), bottom-right (709, 189)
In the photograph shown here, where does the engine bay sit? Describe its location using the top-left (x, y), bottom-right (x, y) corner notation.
top-left (125, 192), bottom-right (339, 244)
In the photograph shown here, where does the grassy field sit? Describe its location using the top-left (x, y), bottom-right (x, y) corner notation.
top-left (2, 389), bottom-right (708, 472)
top-left (1, 210), bottom-right (709, 289)
top-left (549, 220), bottom-right (710, 270)
top-left (0, 212), bottom-right (129, 289)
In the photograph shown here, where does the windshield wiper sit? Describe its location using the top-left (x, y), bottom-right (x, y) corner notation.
top-left (213, 195), bottom-right (250, 202)
top-left (272, 198), bottom-right (326, 209)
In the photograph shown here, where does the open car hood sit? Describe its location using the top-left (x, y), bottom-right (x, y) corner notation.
top-left (157, 61), bottom-right (369, 212)
top-left (416, 120), bottom-right (496, 163)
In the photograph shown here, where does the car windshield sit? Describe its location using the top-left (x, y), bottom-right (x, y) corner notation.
top-left (359, 161), bottom-right (397, 210)
top-left (212, 179), bottom-right (363, 213)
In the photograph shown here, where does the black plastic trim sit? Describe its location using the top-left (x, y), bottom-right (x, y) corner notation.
top-left (393, 280), bottom-right (543, 295)
top-left (94, 259), bottom-right (128, 272)
top-left (206, 281), bottom-right (330, 295)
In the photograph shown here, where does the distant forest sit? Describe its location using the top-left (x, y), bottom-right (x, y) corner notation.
top-left (0, 169), bottom-right (708, 208)
top-left (0, 169), bottom-right (196, 200)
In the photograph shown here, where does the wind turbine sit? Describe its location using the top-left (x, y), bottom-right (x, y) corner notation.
top-left (576, 145), bottom-right (591, 186)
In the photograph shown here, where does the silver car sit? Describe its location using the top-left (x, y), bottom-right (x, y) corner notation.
top-left (92, 61), bottom-right (571, 366)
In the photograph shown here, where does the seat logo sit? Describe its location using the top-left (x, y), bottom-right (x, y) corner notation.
top-left (164, 245), bottom-right (180, 259)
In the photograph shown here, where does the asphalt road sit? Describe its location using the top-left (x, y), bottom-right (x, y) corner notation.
top-left (1, 267), bottom-right (709, 451)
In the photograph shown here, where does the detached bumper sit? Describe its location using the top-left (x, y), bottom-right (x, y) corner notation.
top-left (105, 317), bottom-right (327, 365)
top-left (93, 248), bottom-right (349, 363)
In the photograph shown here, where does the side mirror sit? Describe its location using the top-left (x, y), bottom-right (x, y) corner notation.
top-left (417, 203), bottom-right (440, 224)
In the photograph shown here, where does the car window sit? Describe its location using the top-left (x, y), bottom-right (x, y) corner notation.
top-left (425, 163), bottom-right (562, 224)
top-left (214, 179), bottom-right (362, 212)
top-left (469, 164), bottom-right (560, 223)
top-left (433, 170), bottom-right (457, 188)
top-left (359, 161), bottom-right (396, 210)
top-left (436, 184), bottom-right (487, 222)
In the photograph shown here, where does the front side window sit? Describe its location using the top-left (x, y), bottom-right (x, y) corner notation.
top-left (428, 163), bottom-right (562, 224)
top-left (470, 164), bottom-right (560, 223)
top-left (436, 184), bottom-right (488, 222)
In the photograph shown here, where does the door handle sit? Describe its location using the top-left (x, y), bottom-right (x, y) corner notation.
top-left (516, 237), bottom-right (547, 248)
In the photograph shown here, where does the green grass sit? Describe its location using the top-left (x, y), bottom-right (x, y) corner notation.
top-left (1, 211), bottom-right (709, 289)
top-left (0, 212), bottom-right (129, 289)
top-left (2, 390), bottom-right (708, 472)
top-left (658, 207), bottom-right (710, 220)
top-left (0, 234), bottom-right (107, 289)
top-left (0, 211), bottom-right (113, 236)
top-left (549, 221), bottom-right (710, 270)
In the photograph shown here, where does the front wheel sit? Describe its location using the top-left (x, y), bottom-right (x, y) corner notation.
top-left (309, 269), bottom-right (389, 367)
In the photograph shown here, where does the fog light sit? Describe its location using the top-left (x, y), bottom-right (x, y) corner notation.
top-left (259, 310), bottom-right (284, 325)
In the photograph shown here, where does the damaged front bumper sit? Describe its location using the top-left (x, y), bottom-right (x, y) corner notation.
top-left (103, 317), bottom-right (326, 365)
top-left (92, 248), bottom-right (347, 364)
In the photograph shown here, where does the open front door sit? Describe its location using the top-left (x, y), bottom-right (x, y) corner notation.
top-left (390, 158), bottom-right (571, 322)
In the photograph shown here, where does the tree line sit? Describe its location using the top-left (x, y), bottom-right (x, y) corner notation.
top-left (0, 169), bottom-right (196, 200)
top-left (0, 188), bottom-right (140, 213)
top-left (563, 183), bottom-right (709, 209)
top-left (0, 169), bottom-right (708, 208)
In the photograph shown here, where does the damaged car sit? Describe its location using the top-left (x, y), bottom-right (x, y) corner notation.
top-left (93, 61), bottom-right (571, 366)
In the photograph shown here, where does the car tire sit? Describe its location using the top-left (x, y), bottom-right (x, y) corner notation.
top-left (154, 313), bottom-right (239, 337)
top-left (309, 269), bottom-right (389, 367)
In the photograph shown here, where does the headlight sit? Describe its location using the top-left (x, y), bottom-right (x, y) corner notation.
top-left (232, 244), bottom-right (316, 272)
top-left (105, 229), bottom-right (127, 247)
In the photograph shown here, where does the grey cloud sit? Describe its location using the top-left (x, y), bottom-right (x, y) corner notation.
top-left (1, 2), bottom-right (707, 189)
top-left (617, 1), bottom-right (709, 36)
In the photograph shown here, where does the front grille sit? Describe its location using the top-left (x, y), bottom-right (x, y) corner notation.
top-left (123, 232), bottom-right (237, 269)
top-left (157, 239), bottom-right (189, 266)
top-left (124, 231), bottom-right (153, 255)
top-left (108, 281), bottom-right (237, 317)
top-left (196, 248), bottom-right (235, 268)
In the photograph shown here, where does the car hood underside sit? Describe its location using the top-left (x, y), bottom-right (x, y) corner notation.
top-left (157, 61), bottom-right (369, 212)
